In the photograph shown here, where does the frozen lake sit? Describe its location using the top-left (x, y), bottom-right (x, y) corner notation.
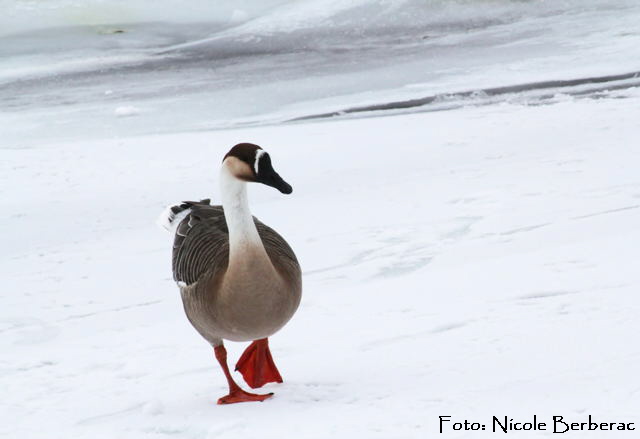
top-left (2, 0), bottom-right (640, 145)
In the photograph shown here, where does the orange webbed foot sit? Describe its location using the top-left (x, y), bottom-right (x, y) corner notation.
top-left (235, 338), bottom-right (283, 389)
top-left (217, 388), bottom-right (274, 405)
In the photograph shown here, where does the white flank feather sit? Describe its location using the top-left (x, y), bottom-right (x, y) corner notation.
top-left (156, 204), bottom-right (191, 234)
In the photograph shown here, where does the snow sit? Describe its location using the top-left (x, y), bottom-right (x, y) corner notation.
top-left (114, 105), bottom-right (141, 117)
top-left (4, 92), bottom-right (640, 438)
top-left (2, 1), bottom-right (640, 438)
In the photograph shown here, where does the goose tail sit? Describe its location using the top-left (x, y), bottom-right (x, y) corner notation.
top-left (156, 199), bottom-right (210, 233)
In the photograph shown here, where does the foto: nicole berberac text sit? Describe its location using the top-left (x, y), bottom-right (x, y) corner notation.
top-left (439, 415), bottom-right (635, 434)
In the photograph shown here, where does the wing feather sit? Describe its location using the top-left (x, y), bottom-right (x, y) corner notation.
top-left (171, 200), bottom-right (299, 286)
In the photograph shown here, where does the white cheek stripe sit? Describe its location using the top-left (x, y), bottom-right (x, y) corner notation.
top-left (254, 149), bottom-right (266, 174)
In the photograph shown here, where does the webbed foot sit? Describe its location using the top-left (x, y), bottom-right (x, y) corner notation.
top-left (217, 388), bottom-right (274, 405)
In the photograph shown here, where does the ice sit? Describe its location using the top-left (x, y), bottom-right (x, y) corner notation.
top-left (2, 1), bottom-right (640, 146)
top-left (114, 105), bottom-right (141, 117)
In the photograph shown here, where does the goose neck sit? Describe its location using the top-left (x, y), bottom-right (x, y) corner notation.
top-left (219, 165), bottom-right (264, 257)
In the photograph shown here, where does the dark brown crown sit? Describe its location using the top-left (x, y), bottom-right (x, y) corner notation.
top-left (223, 143), bottom-right (263, 168)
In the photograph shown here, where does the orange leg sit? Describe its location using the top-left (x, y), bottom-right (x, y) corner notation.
top-left (214, 344), bottom-right (273, 404)
top-left (235, 338), bottom-right (283, 389)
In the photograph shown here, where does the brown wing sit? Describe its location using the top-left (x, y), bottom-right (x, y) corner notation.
top-left (171, 200), bottom-right (299, 286)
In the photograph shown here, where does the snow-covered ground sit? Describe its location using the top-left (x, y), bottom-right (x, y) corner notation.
top-left (4, 91), bottom-right (640, 438)
top-left (2, 1), bottom-right (640, 438)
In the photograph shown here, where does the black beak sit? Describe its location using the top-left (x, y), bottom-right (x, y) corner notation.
top-left (262, 171), bottom-right (293, 194)
top-left (256, 152), bottom-right (293, 194)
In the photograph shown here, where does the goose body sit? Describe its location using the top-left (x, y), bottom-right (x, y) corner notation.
top-left (173, 202), bottom-right (301, 344)
top-left (160, 143), bottom-right (302, 404)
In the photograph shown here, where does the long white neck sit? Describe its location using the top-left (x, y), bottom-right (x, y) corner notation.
top-left (219, 164), bottom-right (266, 260)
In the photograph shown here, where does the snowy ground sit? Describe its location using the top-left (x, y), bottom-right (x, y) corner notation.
top-left (4, 91), bottom-right (640, 438)
top-left (2, 1), bottom-right (640, 438)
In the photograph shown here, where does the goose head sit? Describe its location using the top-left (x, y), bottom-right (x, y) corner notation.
top-left (222, 143), bottom-right (293, 194)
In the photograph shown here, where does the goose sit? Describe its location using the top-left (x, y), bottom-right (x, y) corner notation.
top-left (158, 143), bottom-right (302, 404)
